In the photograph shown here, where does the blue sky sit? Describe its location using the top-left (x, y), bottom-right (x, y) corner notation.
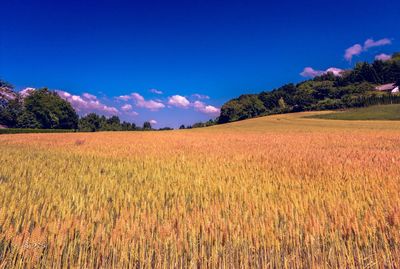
top-left (1, 0), bottom-right (399, 127)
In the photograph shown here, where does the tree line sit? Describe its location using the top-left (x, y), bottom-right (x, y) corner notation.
top-left (218, 53), bottom-right (400, 123)
top-left (0, 87), bottom-right (159, 131)
top-left (78, 113), bottom-right (157, 131)
top-left (3, 52), bottom-right (399, 129)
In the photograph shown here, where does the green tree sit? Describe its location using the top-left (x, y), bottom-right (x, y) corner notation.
top-left (107, 115), bottom-right (120, 125)
top-left (79, 113), bottom-right (101, 132)
top-left (143, 121), bottom-right (152, 130)
top-left (16, 110), bottom-right (41, 128)
top-left (218, 99), bottom-right (244, 123)
top-left (0, 97), bottom-right (24, 127)
top-left (24, 89), bottom-right (78, 129)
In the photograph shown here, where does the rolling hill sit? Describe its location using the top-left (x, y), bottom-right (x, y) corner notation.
top-left (218, 53), bottom-right (400, 124)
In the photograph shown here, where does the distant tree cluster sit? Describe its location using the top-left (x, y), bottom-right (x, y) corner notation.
top-left (178, 119), bottom-right (217, 129)
top-left (0, 84), bottom-right (140, 131)
top-left (78, 113), bottom-right (137, 132)
top-left (219, 54), bottom-right (400, 123)
top-left (78, 116), bottom-right (174, 132)
top-left (0, 88), bottom-right (79, 129)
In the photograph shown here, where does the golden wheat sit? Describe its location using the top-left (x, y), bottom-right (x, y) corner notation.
top-left (0, 112), bottom-right (399, 268)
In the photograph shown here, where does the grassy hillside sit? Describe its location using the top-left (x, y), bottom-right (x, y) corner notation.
top-left (219, 54), bottom-right (400, 124)
top-left (1, 113), bottom-right (400, 268)
top-left (308, 104), bottom-right (400, 121)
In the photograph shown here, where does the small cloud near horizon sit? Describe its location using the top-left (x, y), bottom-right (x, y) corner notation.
top-left (300, 67), bottom-right (343, 78)
top-left (375, 53), bottom-right (392, 61)
top-left (19, 87), bottom-right (36, 97)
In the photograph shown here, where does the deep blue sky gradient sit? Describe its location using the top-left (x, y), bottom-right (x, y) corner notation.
top-left (1, 0), bottom-right (399, 127)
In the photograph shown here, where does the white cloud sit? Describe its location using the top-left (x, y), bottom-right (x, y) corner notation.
top-left (192, 93), bottom-right (210, 100)
top-left (300, 67), bottom-right (344, 78)
top-left (149, 119), bottom-right (157, 125)
top-left (344, 44), bottom-right (363, 61)
top-left (364, 38), bottom-right (391, 50)
top-left (56, 90), bottom-right (119, 115)
top-left (345, 38), bottom-right (392, 62)
top-left (300, 67), bottom-right (324, 78)
top-left (19, 87), bottom-right (36, 97)
top-left (121, 104), bottom-right (133, 112)
top-left (375, 53), bottom-right (392, 61)
top-left (82, 93), bottom-right (97, 100)
top-left (325, 67), bottom-right (344, 76)
top-left (192, 101), bottom-right (220, 115)
top-left (168, 95), bottom-right (190, 108)
top-left (149, 88), bottom-right (163, 94)
top-left (116, 95), bottom-right (131, 101)
top-left (121, 104), bottom-right (138, 116)
top-left (126, 111), bottom-right (139, 117)
top-left (131, 93), bottom-right (165, 111)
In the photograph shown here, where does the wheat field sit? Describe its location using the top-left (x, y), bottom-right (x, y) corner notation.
top-left (0, 112), bottom-right (400, 268)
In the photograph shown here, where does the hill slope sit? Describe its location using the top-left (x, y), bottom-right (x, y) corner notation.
top-left (308, 104), bottom-right (400, 121)
top-left (219, 53), bottom-right (400, 124)
top-left (209, 110), bottom-right (400, 133)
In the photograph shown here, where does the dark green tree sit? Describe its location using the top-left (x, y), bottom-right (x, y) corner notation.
top-left (79, 113), bottom-right (101, 132)
top-left (143, 121), bottom-right (152, 130)
top-left (107, 115), bottom-right (120, 125)
top-left (16, 110), bottom-right (41, 128)
top-left (24, 89), bottom-right (78, 129)
top-left (0, 97), bottom-right (23, 127)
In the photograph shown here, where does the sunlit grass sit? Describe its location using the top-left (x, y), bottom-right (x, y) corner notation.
top-left (1, 112), bottom-right (400, 268)
top-left (307, 104), bottom-right (400, 121)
